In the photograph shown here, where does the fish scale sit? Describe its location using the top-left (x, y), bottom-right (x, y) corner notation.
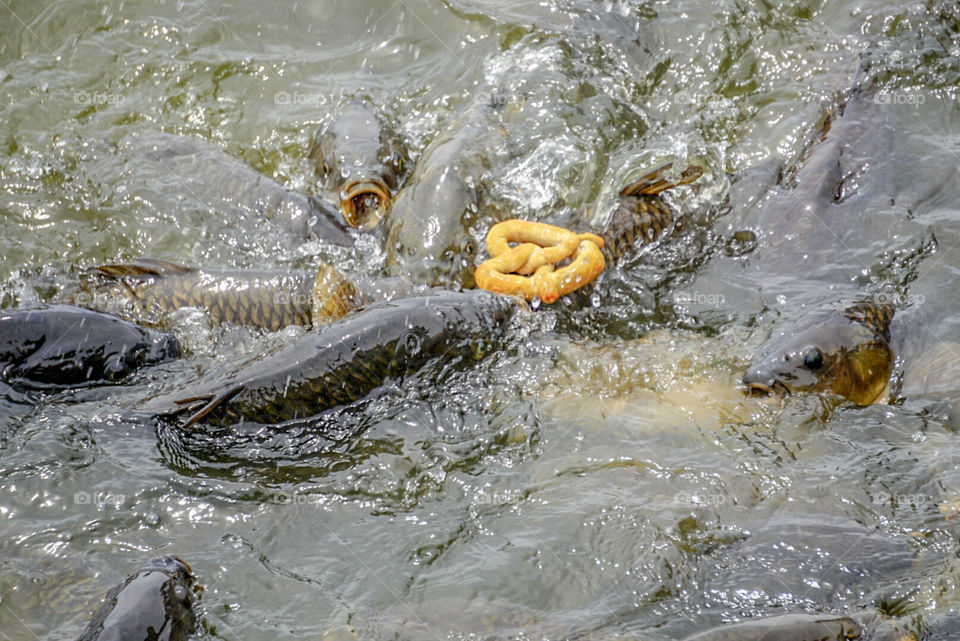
top-left (564, 162), bottom-right (701, 266)
top-left (80, 260), bottom-right (363, 331)
top-left (172, 291), bottom-right (516, 428)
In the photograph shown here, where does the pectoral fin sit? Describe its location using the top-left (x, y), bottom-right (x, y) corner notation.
top-left (180, 386), bottom-right (244, 428)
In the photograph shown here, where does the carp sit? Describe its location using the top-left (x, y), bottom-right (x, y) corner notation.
top-left (310, 98), bottom-right (409, 230)
top-left (74, 556), bottom-right (195, 641)
top-left (743, 300), bottom-right (895, 405)
top-left (80, 258), bottom-right (363, 331)
top-left (0, 305), bottom-right (179, 390)
top-left (131, 132), bottom-right (353, 245)
top-left (169, 290), bottom-right (517, 427)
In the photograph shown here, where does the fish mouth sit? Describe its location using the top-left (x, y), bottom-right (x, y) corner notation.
top-left (340, 180), bottom-right (391, 230)
top-left (173, 556), bottom-right (193, 575)
top-left (743, 379), bottom-right (790, 398)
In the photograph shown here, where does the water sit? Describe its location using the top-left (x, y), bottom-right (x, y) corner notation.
top-left (2, 0), bottom-right (960, 639)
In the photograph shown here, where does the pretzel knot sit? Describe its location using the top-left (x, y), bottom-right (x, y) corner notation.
top-left (474, 220), bottom-right (606, 303)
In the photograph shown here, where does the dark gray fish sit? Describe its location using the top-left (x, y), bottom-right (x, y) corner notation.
top-left (384, 108), bottom-right (506, 288)
top-left (0, 305), bottom-right (179, 390)
top-left (743, 300), bottom-right (895, 405)
top-left (75, 556), bottom-right (195, 641)
top-left (310, 98), bottom-right (409, 230)
top-left (324, 598), bottom-right (658, 641)
top-left (171, 290), bottom-right (516, 427)
top-left (741, 91), bottom-right (898, 289)
top-left (131, 132), bottom-right (353, 246)
top-left (681, 613), bottom-right (860, 641)
top-left (81, 258), bottom-right (363, 331)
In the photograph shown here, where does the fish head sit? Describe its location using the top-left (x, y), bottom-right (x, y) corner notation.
top-left (84, 556), bottom-right (198, 641)
top-left (103, 329), bottom-right (181, 382)
top-left (743, 302), bottom-right (895, 405)
top-left (310, 100), bottom-right (408, 230)
top-left (142, 330), bottom-right (182, 366)
top-left (143, 556), bottom-right (196, 639)
top-left (147, 555), bottom-right (194, 581)
top-left (383, 165), bottom-right (481, 289)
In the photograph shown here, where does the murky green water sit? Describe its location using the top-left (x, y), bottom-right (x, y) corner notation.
top-left (2, 0), bottom-right (960, 639)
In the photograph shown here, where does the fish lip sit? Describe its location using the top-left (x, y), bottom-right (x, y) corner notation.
top-left (743, 380), bottom-right (789, 398)
top-left (340, 179), bottom-right (391, 230)
top-left (172, 556), bottom-right (193, 575)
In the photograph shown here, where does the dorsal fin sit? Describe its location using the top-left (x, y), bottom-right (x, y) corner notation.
top-left (619, 162), bottom-right (703, 198)
top-left (845, 300), bottom-right (895, 342)
top-left (94, 258), bottom-right (195, 279)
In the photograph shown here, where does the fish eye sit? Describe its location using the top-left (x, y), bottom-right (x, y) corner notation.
top-left (470, 337), bottom-right (491, 359)
top-left (463, 240), bottom-right (476, 256)
top-left (802, 347), bottom-right (824, 370)
top-left (321, 162), bottom-right (331, 175)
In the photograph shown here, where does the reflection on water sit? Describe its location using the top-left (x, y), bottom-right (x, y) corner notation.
top-left (2, 0), bottom-right (960, 639)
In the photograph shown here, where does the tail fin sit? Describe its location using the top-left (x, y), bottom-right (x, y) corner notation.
top-left (619, 162), bottom-right (702, 198)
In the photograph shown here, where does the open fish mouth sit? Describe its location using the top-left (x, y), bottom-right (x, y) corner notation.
top-left (743, 380), bottom-right (790, 398)
top-left (173, 556), bottom-right (193, 575)
top-left (341, 180), bottom-right (391, 230)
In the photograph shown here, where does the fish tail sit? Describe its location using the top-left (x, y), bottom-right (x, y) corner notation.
top-left (618, 162), bottom-right (702, 198)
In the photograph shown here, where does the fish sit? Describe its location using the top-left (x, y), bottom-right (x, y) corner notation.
top-left (169, 290), bottom-right (516, 427)
top-left (383, 108), bottom-right (506, 288)
top-left (131, 132), bottom-right (354, 246)
top-left (81, 258), bottom-right (364, 331)
top-left (595, 162), bottom-right (703, 264)
top-left (309, 99), bottom-right (409, 230)
top-left (681, 613), bottom-right (860, 641)
top-left (0, 305), bottom-right (180, 390)
top-left (742, 300), bottom-right (895, 405)
top-left (74, 556), bottom-right (195, 641)
top-left (738, 91), bottom-right (898, 294)
top-left (324, 598), bottom-right (658, 641)
top-left (325, 600), bottom-right (859, 641)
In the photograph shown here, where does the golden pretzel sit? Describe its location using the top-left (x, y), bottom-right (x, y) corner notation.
top-left (475, 220), bottom-right (605, 303)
